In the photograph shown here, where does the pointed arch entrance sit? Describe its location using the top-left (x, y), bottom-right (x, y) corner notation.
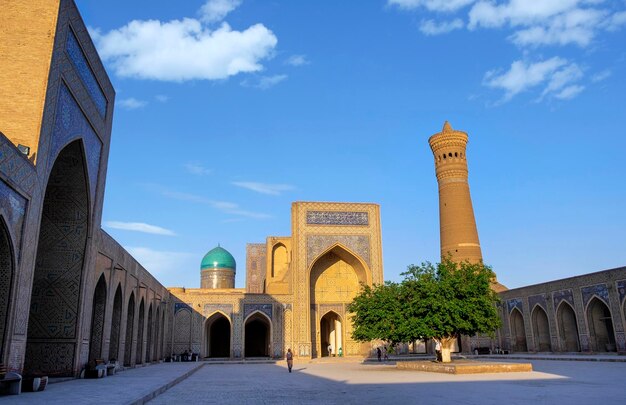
top-left (556, 302), bottom-right (579, 352)
top-left (136, 298), bottom-right (145, 364)
top-left (109, 285), bottom-right (123, 362)
top-left (124, 293), bottom-right (135, 366)
top-left (320, 311), bottom-right (342, 357)
top-left (88, 275), bottom-right (107, 363)
top-left (587, 297), bottom-right (616, 352)
top-left (146, 304), bottom-right (153, 363)
top-left (24, 140), bottom-right (90, 376)
top-left (0, 218), bottom-right (14, 363)
top-left (205, 312), bottom-right (231, 358)
top-left (309, 245), bottom-right (369, 358)
top-left (531, 306), bottom-right (551, 352)
top-left (245, 312), bottom-right (270, 357)
top-left (510, 308), bottom-right (527, 352)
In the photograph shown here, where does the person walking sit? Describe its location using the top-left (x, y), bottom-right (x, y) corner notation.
top-left (286, 348), bottom-right (293, 373)
top-left (376, 347), bottom-right (382, 362)
top-left (435, 341), bottom-right (442, 362)
top-left (328, 344), bottom-right (333, 357)
top-left (383, 346), bottom-right (388, 361)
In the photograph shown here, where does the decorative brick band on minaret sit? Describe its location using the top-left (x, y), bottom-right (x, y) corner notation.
top-left (429, 121), bottom-right (483, 264)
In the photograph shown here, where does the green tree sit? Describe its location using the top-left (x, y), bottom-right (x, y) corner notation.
top-left (349, 258), bottom-right (501, 363)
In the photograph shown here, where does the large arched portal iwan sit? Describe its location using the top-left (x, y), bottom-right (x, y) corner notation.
top-left (205, 313), bottom-right (231, 358)
top-left (309, 245), bottom-right (368, 358)
top-left (531, 306), bottom-right (551, 352)
top-left (24, 141), bottom-right (90, 377)
top-left (510, 308), bottom-right (527, 352)
top-left (320, 312), bottom-right (342, 357)
top-left (587, 298), bottom-right (616, 352)
top-left (245, 312), bottom-right (270, 357)
top-left (0, 218), bottom-right (14, 363)
top-left (557, 302), bottom-right (579, 352)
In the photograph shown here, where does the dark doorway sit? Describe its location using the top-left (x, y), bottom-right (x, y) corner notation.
top-left (145, 305), bottom-right (153, 363)
top-left (206, 314), bottom-right (231, 358)
top-left (557, 302), bottom-right (579, 352)
top-left (510, 308), bottom-right (527, 352)
top-left (109, 285), bottom-right (123, 362)
top-left (587, 298), bottom-right (616, 352)
top-left (136, 299), bottom-right (145, 364)
top-left (245, 313), bottom-right (270, 357)
top-left (532, 306), bottom-right (552, 352)
top-left (88, 275), bottom-right (107, 363)
top-left (24, 141), bottom-right (90, 376)
top-left (0, 218), bottom-right (13, 362)
top-left (124, 293), bottom-right (135, 366)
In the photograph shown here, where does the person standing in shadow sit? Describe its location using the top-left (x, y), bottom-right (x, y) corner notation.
top-left (286, 348), bottom-right (294, 373)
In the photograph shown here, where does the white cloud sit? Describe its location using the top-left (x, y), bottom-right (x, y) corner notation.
top-left (554, 84), bottom-right (584, 99)
top-left (483, 57), bottom-right (584, 102)
top-left (105, 221), bottom-right (176, 236)
top-left (118, 97), bottom-right (147, 109)
top-left (199, 0), bottom-right (242, 23)
top-left (419, 18), bottom-right (465, 35)
top-left (160, 189), bottom-right (271, 219)
top-left (607, 10), bottom-right (626, 31)
top-left (91, 7), bottom-right (278, 82)
top-left (126, 246), bottom-right (192, 277)
top-left (241, 74), bottom-right (288, 89)
top-left (591, 69), bottom-right (611, 82)
top-left (155, 94), bottom-right (169, 102)
top-left (388, 0), bottom-right (475, 12)
top-left (286, 54), bottom-right (310, 66)
top-left (232, 181), bottom-right (295, 195)
top-left (184, 163), bottom-right (212, 175)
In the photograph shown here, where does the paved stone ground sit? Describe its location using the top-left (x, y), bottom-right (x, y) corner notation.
top-left (1, 362), bottom-right (202, 405)
top-left (149, 359), bottom-right (626, 405)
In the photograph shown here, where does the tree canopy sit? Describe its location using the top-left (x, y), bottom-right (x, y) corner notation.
top-left (348, 258), bottom-right (501, 358)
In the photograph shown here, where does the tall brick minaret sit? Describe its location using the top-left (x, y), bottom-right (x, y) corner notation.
top-left (429, 121), bottom-right (483, 264)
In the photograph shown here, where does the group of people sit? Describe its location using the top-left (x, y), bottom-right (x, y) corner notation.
top-left (376, 346), bottom-right (389, 361)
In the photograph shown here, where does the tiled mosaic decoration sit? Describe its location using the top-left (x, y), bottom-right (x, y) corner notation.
top-left (65, 29), bottom-right (107, 117)
top-left (307, 235), bottom-right (370, 268)
top-left (244, 303), bottom-right (273, 320)
top-left (306, 211), bottom-right (368, 226)
top-left (51, 84), bottom-right (102, 201)
top-left (507, 298), bottom-right (523, 314)
top-left (0, 181), bottom-right (27, 260)
top-left (581, 284), bottom-right (609, 307)
top-left (553, 289), bottom-right (574, 309)
top-left (88, 277), bottom-right (107, 362)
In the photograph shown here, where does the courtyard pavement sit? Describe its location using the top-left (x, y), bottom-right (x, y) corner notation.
top-left (2, 356), bottom-right (625, 404)
top-left (150, 358), bottom-right (626, 405)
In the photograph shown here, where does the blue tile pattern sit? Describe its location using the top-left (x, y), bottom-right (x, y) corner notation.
top-left (307, 211), bottom-right (368, 225)
top-left (52, 84), bottom-right (102, 201)
top-left (244, 303), bottom-right (273, 320)
top-left (0, 180), bottom-right (26, 259)
top-left (175, 302), bottom-right (192, 313)
top-left (581, 284), bottom-right (609, 307)
top-left (553, 289), bottom-right (574, 308)
top-left (528, 294), bottom-right (547, 312)
top-left (507, 298), bottom-right (523, 314)
top-left (617, 280), bottom-right (626, 304)
top-left (65, 30), bottom-right (107, 117)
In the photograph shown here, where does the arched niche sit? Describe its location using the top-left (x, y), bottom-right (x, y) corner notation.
top-left (108, 284), bottom-right (123, 362)
top-left (587, 297), bottom-right (616, 352)
top-left (205, 312), bottom-right (231, 358)
top-left (124, 293), bottom-right (135, 366)
top-left (24, 140), bottom-right (90, 377)
top-left (136, 298), bottom-right (145, 364)
top-left (271, 243), bottom-right (288, 278)
top-left (0, 217), bottom-right (14, 363)
top-left (88, 274), bottom-right (107, 363)
top-left (510, 308), bottom-right (527, 352)
top-left (244, 311), bottom-right (271, 357)
top-left (146, 304), bottom-right (153, 363)
top-left (556, 301), bottom-right (579, 352)
top-left (531, 305), bottom-right (551, 352)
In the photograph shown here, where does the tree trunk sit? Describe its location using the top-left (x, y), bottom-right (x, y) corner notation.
top-left (440, 336), bottom-right (456, 363)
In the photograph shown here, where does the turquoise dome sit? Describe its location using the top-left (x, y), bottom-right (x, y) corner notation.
top-left (200, 246), bottom-right (236, 271)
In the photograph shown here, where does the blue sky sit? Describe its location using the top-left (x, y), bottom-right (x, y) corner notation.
top-left (75, 0), bottom-right (626, 290)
